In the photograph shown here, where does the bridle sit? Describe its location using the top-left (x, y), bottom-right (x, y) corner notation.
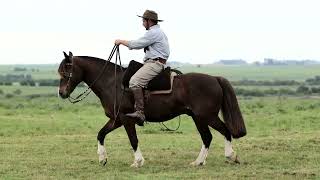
top-left (62, 45), bottom-right (120, 104)
top-left (61, 62), bottom-right (73, 96)
top-left (61, 44), bottom-right (124, 121)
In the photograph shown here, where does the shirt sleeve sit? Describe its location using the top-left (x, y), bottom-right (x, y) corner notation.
top-left (128, 30), bottom-right (157, 50)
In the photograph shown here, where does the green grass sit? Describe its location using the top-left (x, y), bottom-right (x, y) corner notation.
top-left (0, 62), bottom-right (319, 179)
top-left (0, 87), bottom-right (319, 179)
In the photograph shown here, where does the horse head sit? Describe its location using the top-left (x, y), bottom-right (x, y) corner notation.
top-left (58, 51), bottom-right (84, 99)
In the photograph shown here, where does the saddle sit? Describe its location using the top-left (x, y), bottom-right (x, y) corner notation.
top-left (122, 60), bottom-right (178, 92)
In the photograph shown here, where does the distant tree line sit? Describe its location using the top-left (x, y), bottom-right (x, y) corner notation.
top-left (231, 80), bottom-right (300, 86)
top-left (0, 73), bottom-right (89, 87)
top-left (13, 67), bottom-right (40, 72)
top-left (235, 85), bottom-right (320, 97)
top-left (13, 67), bottom-right (27, 71)
top-left (1, 72), bottom-right (319, 95)
top-left (231, 76), bottom-right (320, 86)
top-left (0, 74), bottom-right (60, 86)
top-left (305, 76), bottom-right (320, 85)
top-left (0, 74), bottom-right (32, 83)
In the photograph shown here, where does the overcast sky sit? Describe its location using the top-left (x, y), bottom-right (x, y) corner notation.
top-left (1, 0), bottom-right (320, 64)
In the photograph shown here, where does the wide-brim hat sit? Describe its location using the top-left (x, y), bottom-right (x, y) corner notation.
top-left (137, 10), bottom-right (163, 22)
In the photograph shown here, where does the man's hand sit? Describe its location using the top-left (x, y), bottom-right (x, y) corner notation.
top-left (115, 39), bottom-right (122, 45)
top-left (115, 39), bottom-right (129, 47)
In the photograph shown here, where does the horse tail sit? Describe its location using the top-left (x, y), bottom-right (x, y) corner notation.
top-left (217, 77), bottom-right (246, 138)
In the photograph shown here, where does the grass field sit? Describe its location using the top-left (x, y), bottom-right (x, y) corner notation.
top-left (0, 64), bottom-right (58, 80)
top-left (0, 85), bottom-right (319, 179)
top-left (178, 64), bottom-right (320, 81)
top-left (1, 64), bottom-right (320, 81)
top-left (0, 64), bottom-right (319, 179)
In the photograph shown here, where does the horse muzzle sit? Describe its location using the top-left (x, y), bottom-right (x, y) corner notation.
top-left (58, 90), bottom-right (69, 99)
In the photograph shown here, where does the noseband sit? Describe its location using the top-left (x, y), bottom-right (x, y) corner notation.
top-left (62, 63), bottom-right (73, 89)
top-left (64, 62), bottom-right (77, 99)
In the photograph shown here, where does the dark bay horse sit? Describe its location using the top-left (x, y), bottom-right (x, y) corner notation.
top-left (58, 52), bottom-right (246, 167)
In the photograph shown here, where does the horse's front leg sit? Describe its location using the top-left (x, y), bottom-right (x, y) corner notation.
top-left (97, 119), bottom-right (122, 166)
top-left (122, 116), bottom-right (144, 168)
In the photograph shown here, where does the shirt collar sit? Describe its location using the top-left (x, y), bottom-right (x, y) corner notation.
top-left (149, 24), bottom-right (160, 30)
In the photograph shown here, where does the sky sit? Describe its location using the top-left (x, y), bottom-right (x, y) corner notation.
top-left (0, 0), bottom-right (320, 64)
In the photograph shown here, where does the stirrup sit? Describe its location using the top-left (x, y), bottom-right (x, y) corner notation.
top-left (126, 111), bottom-right (145, 126)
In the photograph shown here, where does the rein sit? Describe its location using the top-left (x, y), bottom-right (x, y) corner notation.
top-left (160, 116), bottom-right (181, 131)
top-left (112, 47), bottom-right (125, 121)
top-left (67, 45), bottom-right (119, 104)
top-left (66, 44), bottom-right (124, 121)
top-left (65, 45), bottom-right (124, 122)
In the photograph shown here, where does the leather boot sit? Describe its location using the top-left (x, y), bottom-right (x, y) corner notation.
top-left (126, 87), bottom-right (146, 125)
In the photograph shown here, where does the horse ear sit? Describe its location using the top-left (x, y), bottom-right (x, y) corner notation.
top-left (69, 51), bottom-right (73, 58)
top-left (63, 51), bottom-right (68, 59)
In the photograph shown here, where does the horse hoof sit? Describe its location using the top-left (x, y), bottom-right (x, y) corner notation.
top-left (190, 161), bottom-right (205, 166)
top-left (130, 158), bottom-right (144, 168)
top-left (130, 163), bottom-right (139, 168)
top-left (99, 159), bottom-right (107, 166)
top-left (226, 152), bottom-right (240, 164)
top-left (130, 162), bottom-right (143, 168)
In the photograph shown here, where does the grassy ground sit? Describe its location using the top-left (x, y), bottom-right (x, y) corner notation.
top-left (0, 86), bottom-right (319, 179)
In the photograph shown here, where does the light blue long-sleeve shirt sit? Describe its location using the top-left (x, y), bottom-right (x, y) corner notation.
top-left (128, 25), bottom-right (170, 61)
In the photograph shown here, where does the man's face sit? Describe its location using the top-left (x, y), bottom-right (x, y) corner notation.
top-left (142, 19), bottom-right (149, 30)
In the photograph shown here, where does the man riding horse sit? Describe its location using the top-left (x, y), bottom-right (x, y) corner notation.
top-left (58, 10), bottom-right (246, 167)
top-left (115, 10), bottom-right (169, 125)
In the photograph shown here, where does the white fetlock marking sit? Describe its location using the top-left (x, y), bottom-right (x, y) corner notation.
top-left (131, 147), bottom-right (145, 168)
top-left (224, 139), bottom-right (240, 163)
top-left (191, 144), bottom-right (209, 166)
top-left (97, 141), bottom-right (107, 162)
top-left (224, 139), bottom-right (234, 158)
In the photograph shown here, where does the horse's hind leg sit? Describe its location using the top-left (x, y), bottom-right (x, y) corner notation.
top-left (190, 116), bottom-right (212, 166)
top-left (97, 119), bottom-right (122, 166)
top-left (208, 116), bottom-right (240, 163)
